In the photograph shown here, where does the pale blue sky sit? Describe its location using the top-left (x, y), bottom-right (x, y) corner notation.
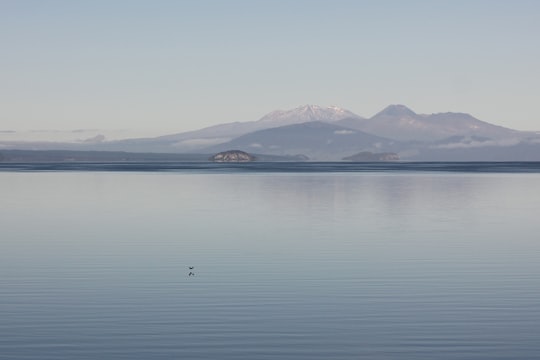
top-left (1, 0), bottom-right (539, 134)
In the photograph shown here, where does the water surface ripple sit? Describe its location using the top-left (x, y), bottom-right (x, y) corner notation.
top-left (1, 165), bottom-right (539, 359)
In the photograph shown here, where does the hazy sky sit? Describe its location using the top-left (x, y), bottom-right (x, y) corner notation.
top-left (2, 0), bottom-right (539, 135)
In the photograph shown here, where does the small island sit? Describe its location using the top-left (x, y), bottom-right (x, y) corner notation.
top-left (209, 150), bottom-right (256, 162)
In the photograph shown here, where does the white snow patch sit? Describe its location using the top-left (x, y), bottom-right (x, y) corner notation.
top-left (334, 130), bottom-right (355, 135)
top-left (431, 138), bottom-right (522, 149)
top-left (257, 104), bottom-right (360, 124)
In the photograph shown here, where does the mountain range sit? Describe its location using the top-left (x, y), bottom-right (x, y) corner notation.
top-left (2, 104), bottom-right (539, 161)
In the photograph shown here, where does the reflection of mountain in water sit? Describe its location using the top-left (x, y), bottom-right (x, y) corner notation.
top-left (232, 173), bottom-right (496, 228)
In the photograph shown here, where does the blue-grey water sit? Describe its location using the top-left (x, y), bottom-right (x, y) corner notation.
top-left (1, 163), bottom-right (540, 359)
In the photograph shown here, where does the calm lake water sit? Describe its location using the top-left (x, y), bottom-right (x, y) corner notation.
top-left (1, 163), bottom-right (540, 359)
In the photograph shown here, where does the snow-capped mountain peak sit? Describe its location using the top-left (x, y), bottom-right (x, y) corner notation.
top-left (257, 104), bottom-right (361, 126)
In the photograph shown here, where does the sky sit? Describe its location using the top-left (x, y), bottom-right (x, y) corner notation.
top-left (1, 0), bottom-right (540, 137)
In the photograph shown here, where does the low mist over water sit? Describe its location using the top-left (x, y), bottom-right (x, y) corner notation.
top-left (1, 166), bottom-right (539, 359)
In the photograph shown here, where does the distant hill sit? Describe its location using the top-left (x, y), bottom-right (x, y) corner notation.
top-left (204, 121), bottom-right (398, 161)
top-left (2, 104), bottom-right (540, 161)
top-left (336, 104), bottom-right (519, 141)
top-left (0, 149), bottom-right (210, 162)
top-left (0, 149), bottom-right (302, 163)
top-left (110, 104), bottom-right (364, 153)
